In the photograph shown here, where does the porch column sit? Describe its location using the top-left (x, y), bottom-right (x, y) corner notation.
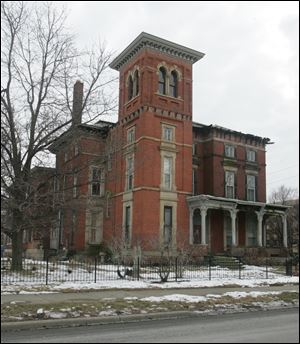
top-left (189, 209), bottom-right (194, 245)
top-left (255, 210), bottom-right (264, 247)
top-left (230, 209), bottom-right (238, 246)
top-left (200, 207), bottom-right (207, 245)
top-left (282, 214), bottom-right (288, 248)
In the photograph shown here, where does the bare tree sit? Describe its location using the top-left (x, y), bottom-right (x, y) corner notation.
top-left (1, 1), bottom-right (117, 270)
top-left (267, 185), bottom-right (299, 251)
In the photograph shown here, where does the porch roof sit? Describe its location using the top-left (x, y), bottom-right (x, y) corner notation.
top-left (187, 194), bottom-right (289, 214)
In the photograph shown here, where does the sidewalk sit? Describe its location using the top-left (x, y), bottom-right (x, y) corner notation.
top-left (1, 283), bottom-right (299, 333)
top-left (1, 284), bottom-right (299, 306)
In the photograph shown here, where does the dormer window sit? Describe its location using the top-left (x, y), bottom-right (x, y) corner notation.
top-left (158, 67), bottom-right (167, 95)
top-left (169, 71), bottom-right (178, 98)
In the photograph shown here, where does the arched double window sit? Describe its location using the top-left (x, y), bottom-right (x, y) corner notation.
top-left (158, 67), bottom-right (167, 95)
top-left (169, 71), bottom-right (178, 98)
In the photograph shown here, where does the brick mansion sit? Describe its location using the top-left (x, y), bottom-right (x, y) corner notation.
top-left (24, 32), bottom-right (289, 258)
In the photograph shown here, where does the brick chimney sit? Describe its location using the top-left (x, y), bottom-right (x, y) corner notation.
top-left (72, 80), bottom-right (83, 125)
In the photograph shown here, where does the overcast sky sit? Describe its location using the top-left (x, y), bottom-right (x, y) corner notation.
top-left (61, 1), bottom-right (299, 198)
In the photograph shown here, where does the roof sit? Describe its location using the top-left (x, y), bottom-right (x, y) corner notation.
top-left (48, 120), bottom-right (116, 153)
top-left (110, 32), bottom-right (205, 71)
top-left (192, 121), bottom-right (271, 145)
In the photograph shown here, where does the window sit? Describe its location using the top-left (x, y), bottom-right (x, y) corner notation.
top-left (158, 67), bottom-right (167, 95)
top-left (246, 175), bottom-right (256, 202)
top-left (73, 174), bottom-right (78, 198)
top-left (224, 215), bottom-right (232, 247)
top-left (133, 70), bottom-right (139, 97)
top-left (127, 127), bottom-right (135, 143)
top-left (90, 212), bottom-right (97, 243)
top-left (91, 168), bottom-right (102, 196)
top-left (164, 206), bottom-right (172, 245)
top-left (128, 75), bottom-right (133, 100)
top-left (126, 156), bottom-right (134, 190)
top-left (192, 144), bottom-right (196, 155)
top-left (106, 194), bottom-right (112, 218)
top-left (163, 127), bottom-right (173, 141)
top-left (225, 171), bottom-right (235, 199)
top-left (74, 144), bottom-right (79, 156)
top-left (246, 213), bottom-right (257, 246)
top-left (169, 71), bottom-right (178, 98)
top-left (163, 157), bottom-right (172, 190)
top-left (107, 153), bottom-right (112, 171)
top-left (192, 169), bottom-right (197, 195)
top-left (193, 209), bottom-right (201, 244)
top-left (246, 150), bottom-right (256, 162)
top-left (71, 210), bottom-right (76, 245)
top-left (62, 175), bottom-right (67, 200)
top-left (125, 206), bottom-right (131, 244)
top-left (225, 145), bottom-right (235, 158)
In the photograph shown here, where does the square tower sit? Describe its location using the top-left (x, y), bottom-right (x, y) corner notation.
top-left (108, 33), bottom-right (204, 254)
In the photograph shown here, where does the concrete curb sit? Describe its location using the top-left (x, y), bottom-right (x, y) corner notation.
top-left (1, 311), bottom-right (193, 332)
top-left (2, 304), bottom-right (299, 333)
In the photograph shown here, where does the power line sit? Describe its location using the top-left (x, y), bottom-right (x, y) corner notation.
top-left (267, 164), bottom-right (299, 175)
top-left (268, 175), bottom-right (299, 185)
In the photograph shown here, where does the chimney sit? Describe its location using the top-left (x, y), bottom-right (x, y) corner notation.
top-left (72, 80), bottom-right (83, 125)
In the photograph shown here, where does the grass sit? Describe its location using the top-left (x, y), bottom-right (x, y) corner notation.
top-left (1, 292), bottom-right (298, 322)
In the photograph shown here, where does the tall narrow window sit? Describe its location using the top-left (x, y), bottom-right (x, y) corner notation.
top-left (71, 210), bottom-right (76, 246)
top-left (247, 175), bottom-right (256, 202)
top-left (169, 71), bottom-right (178, 98)
top-left (90, 212), bottom-right (97, 243)
top-left (91, 168), bottom-right (101, 196)
top-left (225, 171), bottom-right (235, 199)
top-left (164, 206), bottom-right (172, 245)
top-left (125, 206), bottom-right (131, 244)
top-left (133, 70), bottom-right (139, 96)
top-left (192, 169), bottom-right (197, 195)
top-left (163, 157), bottom-right (172, 190)
top-left (128, 75), bottom-right (133, 100)
top-left (158, 67), bottom-right (167, 95)
top-left (73, 174), bottom-right (78, 198)
top-left (126, 156), bottom-right (133, 190)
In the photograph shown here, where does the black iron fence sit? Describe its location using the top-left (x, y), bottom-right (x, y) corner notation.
top-left (1, 256), bottom-right (298, 285)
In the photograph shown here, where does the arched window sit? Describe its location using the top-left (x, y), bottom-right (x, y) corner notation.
top-left (133, 70), bottom-right (139, 97)
top-left (169, 71), bottom-right (178, 98)
top-left (128, 75), bottom-right (133, 101)
top-left (158, 67), bottom-right (167, 95)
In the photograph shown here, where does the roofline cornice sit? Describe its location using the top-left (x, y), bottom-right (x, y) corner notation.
top-left (110, 32), bottom-right (205, 71)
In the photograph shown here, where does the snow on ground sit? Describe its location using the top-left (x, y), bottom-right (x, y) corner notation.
top-left (140, 290), bottom-right (298, 303)
top-left (1, 275), bottom-right (299, 294)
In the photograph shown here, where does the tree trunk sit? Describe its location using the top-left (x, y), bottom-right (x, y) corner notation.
top-left (11, 231), bottom-right (23, 271)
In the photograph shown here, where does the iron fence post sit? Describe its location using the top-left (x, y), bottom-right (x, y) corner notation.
top-left (175, 256), bottom-right (178, 282)
top-left (208, 256), bottom-right (211, 281)
top-left (94, 257), bottom-right (97, 283)
top-left (266, 258), bottom-right (268, 279)
top-left (137, 256), bottom-right (140, 281)
top-left (238, 257), bottom-right (242, 280)
top-left (46, 257), bottom-right (49, 285)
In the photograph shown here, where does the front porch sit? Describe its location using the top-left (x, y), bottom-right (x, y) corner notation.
top-left (187, 195), bottom-right (289, 254)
